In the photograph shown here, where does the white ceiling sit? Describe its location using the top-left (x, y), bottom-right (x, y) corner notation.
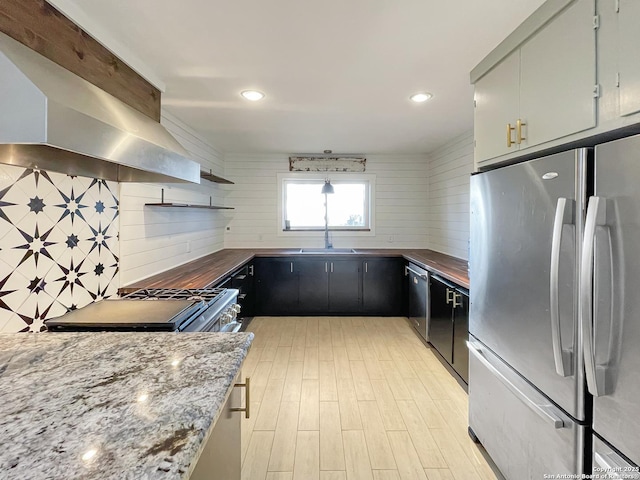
top-left (54, 0), bottom-right (546, 155)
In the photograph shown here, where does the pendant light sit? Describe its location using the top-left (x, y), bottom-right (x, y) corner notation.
top-left (321, 179), bottom-right (334, 194)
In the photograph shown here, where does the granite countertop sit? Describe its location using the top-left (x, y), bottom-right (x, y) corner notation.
top-left (0, 331), bottom-right (254, 480)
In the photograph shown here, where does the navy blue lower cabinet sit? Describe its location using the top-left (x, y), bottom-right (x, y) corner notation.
top-left (328, 258), bottom-right (362, 314)
top-left (254, 258), bottom-right (299, 315)
top-left (430, 274), bottom-right (469, 383)
top-left (362, 257), bottom-right (405, 316)
top-left (254, 256), bottom-right (406, 316)
top-left (297, 258), bottom-right (329, 314)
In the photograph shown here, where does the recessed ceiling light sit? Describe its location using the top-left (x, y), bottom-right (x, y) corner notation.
top-left (241, 90), bottom-right (265, 101)
top-left (410, 92), bottom-right (433, 103)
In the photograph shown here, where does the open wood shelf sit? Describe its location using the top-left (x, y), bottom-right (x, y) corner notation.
top-left (145, 189), bottom-right (233, 210)
top-left (200, 170), bottom-right (234, 184)
top-left (145, 203), bottom-right (233, 210)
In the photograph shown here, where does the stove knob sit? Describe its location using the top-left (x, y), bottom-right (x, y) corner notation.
top-left (220, 313), bottom-right (232, 325)
top-left (231, 303), bottom-right (242, 313)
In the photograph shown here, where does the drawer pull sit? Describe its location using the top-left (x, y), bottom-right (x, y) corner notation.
top-left (231, 377), bottom-right (250, 419)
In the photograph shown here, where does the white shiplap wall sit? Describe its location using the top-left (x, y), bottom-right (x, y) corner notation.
top-left (118, 111), bottom-right (229, 286)
top-left (427, 131), bottom-right (474, 260)
top-left (224, 154), bottom-right (429, 249)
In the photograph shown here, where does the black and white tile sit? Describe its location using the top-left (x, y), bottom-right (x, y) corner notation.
top-left (0, 165), bottom-right (120, 332)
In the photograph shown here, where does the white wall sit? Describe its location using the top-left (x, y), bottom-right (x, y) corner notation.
top-left (224, 154), bottom-right (429, 249)
top-left (117, 119), bottom-right (472, 283)
top-left (426, 131), bottom-right (473, 259)
top-left (118, 110), bottom-right (229, 286)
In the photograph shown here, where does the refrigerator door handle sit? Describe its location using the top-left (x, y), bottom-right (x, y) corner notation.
top-left (550, 197), bottom-right (574, 377)
top-left (468, 341), bottom-right (566, 429)
top-left (581, 196), bottom-right (611, 396)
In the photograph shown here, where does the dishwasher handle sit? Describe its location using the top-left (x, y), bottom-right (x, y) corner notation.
top-left (405, 265), bottom-right (428, 280)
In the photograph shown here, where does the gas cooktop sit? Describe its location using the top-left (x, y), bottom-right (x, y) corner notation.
top-left (45, 288), bottom-right (240, 332)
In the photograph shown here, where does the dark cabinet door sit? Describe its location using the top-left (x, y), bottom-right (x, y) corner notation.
top-left (429, 276), bottom-right (454, 363)
top-left (297, 258), bottom-right (329, 314)
top-left (231, 263), bottom-right (255, 318)
top-left (328, 258), bottom-right (362, 313)
top-left (254, 258), bottom-right (298, 315)
top-left (452, 289), bottom-right (469, 383)
top-left (362, 258), bottom-right (405, 315)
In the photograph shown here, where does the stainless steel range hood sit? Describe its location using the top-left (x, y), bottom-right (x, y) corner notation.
top-left (0, 32), bottom-right (200, 184)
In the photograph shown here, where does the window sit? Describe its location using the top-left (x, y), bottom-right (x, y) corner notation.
top-left (283, 178), bottom-right (371, 231)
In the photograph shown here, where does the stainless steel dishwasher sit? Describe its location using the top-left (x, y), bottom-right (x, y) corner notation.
top-left (406, 263), bottom-right (429, 341)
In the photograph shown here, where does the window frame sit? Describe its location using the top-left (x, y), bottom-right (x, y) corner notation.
top-left (277, 172), bottom-right (376, 236)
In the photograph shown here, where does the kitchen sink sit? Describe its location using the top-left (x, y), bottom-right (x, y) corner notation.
top-left (298, 248), bottom-right (358, 254)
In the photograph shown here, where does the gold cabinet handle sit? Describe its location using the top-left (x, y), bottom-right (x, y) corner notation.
top-left (446, 288), bottom-right (455, 304)
top-left (507, 123), bottom-right (515, 147)
top-left (231, 377), bottom-right (250, 419)
top-left (517, 119), bottom-right (526, 144)
top-left (453, 292), bottom-right (462, 308)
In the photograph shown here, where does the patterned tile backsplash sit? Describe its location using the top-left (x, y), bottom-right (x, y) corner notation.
top-left (0, 164), bottom-right (119, 332)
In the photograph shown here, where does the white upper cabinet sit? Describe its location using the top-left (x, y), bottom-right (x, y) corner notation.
top-left (595, 0), bottom-right (640, 125)
top-left (618, 0), bottom-right (640, 117)
top-left (519, 0), bottom-right (596, 148)
top-left (472, 0), bottom-right (597, 167)
top-left (474, 51), bottom-right (520, 161)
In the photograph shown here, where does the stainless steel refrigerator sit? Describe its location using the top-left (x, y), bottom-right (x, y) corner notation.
top-left (587, 136), bottom-right (640, 476)
top-left (469, 134), bottom-right (640, 479)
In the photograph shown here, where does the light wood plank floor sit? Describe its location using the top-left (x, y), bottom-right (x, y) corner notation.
top-left (240, 316), bottom-right (501, 480)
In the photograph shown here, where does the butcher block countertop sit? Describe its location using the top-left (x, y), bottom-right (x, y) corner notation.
top-left (0, 331), bottom-right (253, 480)
top-left (121, 248), bottom-right (469, 293)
